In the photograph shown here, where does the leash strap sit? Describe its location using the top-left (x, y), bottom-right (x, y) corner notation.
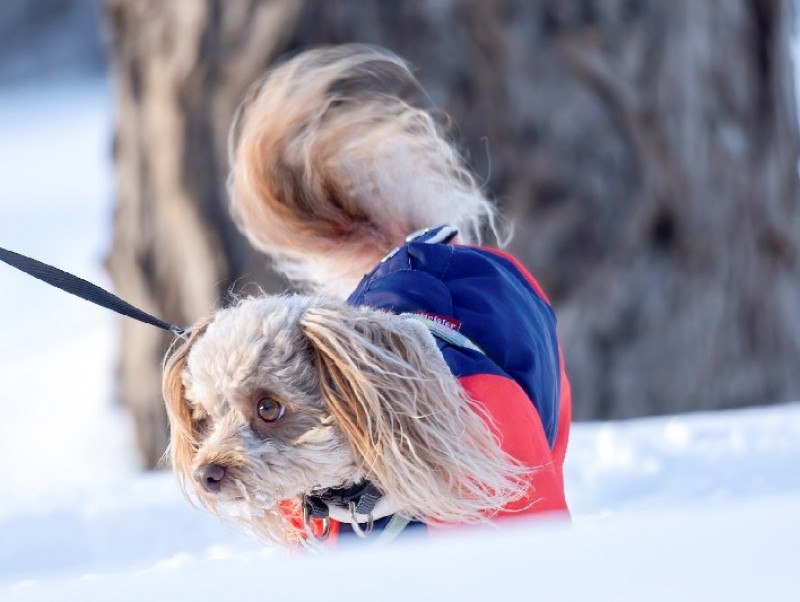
top-left (0, 246), bottom-right (186, 336)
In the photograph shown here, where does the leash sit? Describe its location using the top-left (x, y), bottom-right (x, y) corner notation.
top-left (0, 246), bottom-right (187, 336)
top-left (0, 227), bottom-right (464, 346)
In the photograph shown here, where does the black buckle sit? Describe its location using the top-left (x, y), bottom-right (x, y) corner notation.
top-left (304, 481), bottom-right (383, 519)
top-left (303, 494), bottom-right (331, 519)
top-left (322, 481), bottom-right (382, 516)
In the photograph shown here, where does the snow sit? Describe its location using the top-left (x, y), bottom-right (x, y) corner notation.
top-left (2, 80), bottom-right (800, 601)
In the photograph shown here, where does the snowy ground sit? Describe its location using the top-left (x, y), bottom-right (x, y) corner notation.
top-left (1, 80), bottom-right (799, 601)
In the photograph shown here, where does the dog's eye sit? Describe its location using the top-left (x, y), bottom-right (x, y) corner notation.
top-left (257, 397), bottom-right (285, 423)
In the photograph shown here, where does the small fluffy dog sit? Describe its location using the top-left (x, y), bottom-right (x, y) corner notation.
top-left (163, 45), bottom-right (570, 547)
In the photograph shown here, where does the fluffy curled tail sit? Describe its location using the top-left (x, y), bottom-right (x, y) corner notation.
top-left (228, 44), bottom-right (498, 295)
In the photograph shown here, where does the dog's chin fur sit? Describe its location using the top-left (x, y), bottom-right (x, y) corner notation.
top-left (163, 295), bottom-right (528, 545)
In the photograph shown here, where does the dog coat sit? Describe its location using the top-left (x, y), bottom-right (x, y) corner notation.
top-left (309, 226), bottom-right (570, 542)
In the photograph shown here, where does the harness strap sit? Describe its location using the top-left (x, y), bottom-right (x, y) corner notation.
top-left (302, 480), bottom-right (384, 541)
top-left (301, 481), bottom-right (418, 543)
top-left (404, 313), bottom-right (485, 355)
top-left (405, 225), bottom-right (459, 244)
top-left (304, 481), bottom-right (382, 519)
top-left (372, 514), bottom-right (412, 546)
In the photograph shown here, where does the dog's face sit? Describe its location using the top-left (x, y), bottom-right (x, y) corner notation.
top-left (163, 294), bottom-right (526, 545)
top-left (182, 295), bottom-right (361, 506)
top-left (164, 296), bottom-right (364, 541)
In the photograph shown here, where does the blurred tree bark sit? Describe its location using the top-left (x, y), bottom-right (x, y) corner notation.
top-left (104, 0), bottom-right (302, 466)
top-left (105, 0), bottom-right (800, 467)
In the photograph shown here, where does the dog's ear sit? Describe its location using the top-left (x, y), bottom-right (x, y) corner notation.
top-left (162, 320), bottom-right (213, 483)
top-left (300, 304), bottom-right (527, 524)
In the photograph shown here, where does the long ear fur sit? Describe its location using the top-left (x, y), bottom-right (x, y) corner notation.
top-left (300, 304), bottom-right (528, 524)
top-left (162, 319), bottom-right (214, 479)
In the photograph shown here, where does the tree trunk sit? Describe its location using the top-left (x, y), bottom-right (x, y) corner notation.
top-left (105, 0), bottom-right (304, 467)
top-left (105, 0), bottom-right (800, 466)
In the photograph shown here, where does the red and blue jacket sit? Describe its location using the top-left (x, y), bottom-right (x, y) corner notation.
top-left (331, 226), bottom-right (571, 539)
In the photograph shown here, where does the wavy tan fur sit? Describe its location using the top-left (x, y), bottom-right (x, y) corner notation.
top-left (301, 304), bottom-right (529, 525)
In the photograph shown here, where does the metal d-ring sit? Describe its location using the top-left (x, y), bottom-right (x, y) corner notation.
top-left (348, 501), bottom-right (374, 538)
top-left (303, 501), bottom-right (330, 542)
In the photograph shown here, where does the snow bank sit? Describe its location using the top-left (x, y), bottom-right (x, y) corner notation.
top-left (4, 486), bottom-right (799, 601)
top-left (2, 404), bottom-right (798, 600)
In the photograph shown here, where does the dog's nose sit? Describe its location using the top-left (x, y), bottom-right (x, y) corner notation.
top-left (195, 463), bottom-right (227, 493)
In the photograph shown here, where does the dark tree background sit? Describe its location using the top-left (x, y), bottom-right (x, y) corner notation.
top-left (104, 0), bottom-right (800, 467)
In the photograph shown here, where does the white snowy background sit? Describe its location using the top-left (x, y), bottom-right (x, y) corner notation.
top-left (1, 79), bottom-right (800, 600)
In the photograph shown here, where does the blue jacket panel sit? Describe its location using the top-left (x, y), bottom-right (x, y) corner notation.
top-left (347, 234), bottom-right (562, 447)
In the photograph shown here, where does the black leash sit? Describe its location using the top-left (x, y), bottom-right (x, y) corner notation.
top-left (0, 246), bottom-right (187, 336)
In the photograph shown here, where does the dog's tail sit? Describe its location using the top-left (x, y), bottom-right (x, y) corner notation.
top-left (228, 44), bottom-right (500, 295)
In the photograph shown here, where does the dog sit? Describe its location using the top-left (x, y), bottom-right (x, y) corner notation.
top-left (162, 45), bottom-right (571, 547)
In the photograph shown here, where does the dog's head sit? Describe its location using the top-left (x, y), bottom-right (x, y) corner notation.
top-left (163, 295), bottom-right (526, 544)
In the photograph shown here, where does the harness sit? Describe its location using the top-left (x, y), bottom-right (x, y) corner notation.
top-left (302, 481), bottom-right (383, 540)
